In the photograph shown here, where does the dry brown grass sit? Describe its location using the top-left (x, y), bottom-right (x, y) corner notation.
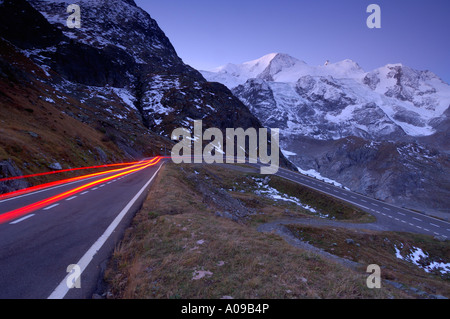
top-left (286, 224), bottom-right (450, 298)
top-left (106, 212), bottom-right (399, 299)
top-left (104, 163), bottom-right (408, 299)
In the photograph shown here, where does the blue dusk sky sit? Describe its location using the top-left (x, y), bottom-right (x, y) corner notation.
top-left (135, 0), bottom-right (450, 83)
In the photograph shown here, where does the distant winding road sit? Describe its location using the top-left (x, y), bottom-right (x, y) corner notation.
top-left (271, 166), bottom-right (450, 238)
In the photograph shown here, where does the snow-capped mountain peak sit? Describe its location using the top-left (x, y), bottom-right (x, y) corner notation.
top-left (204, 53), bottom-right (306, 88)
top-left (213, 53), bottom-right (299, 74)
top-left (202, 54), bottom-right (369, 88)
top-left (319, 59), bottom-right (365, 79)
top-left (257, 53), bottom-right (307, 81)
top-left (202, 53), bottom-right (450, 141)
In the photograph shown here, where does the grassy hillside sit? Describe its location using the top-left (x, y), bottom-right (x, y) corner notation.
top-left (102, 163), bottom-right (449, 299)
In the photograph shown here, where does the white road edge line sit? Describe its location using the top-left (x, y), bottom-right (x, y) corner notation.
top-left (9, 214), bottom-right (35, 225)
top-left (47, 163), bottom-right (163, 299)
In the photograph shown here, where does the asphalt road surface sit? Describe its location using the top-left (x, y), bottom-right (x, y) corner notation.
top-left (0, 157), bottom-right (165, 299)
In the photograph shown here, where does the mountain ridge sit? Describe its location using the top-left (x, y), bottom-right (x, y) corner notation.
top-left (203, 52), bottom-right (448, 88)
top-left (201, 52), bottom-right (450, 140)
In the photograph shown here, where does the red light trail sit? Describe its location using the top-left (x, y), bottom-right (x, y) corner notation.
top-left (0, 157), bottom-right (162, 224)
top-left (0, 159), bottom-right (154, 201)
top-left (0, 160), bottom-right (144, 183)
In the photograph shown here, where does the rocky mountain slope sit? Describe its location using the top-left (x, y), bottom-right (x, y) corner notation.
top-left (202, 53), bottom-right (450, 218)
top-left (0, 0), bottom-right (292, 193)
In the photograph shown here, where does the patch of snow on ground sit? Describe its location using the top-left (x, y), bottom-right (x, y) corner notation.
top-left (394, 244), bottom-right (450, 274)
top-left (252, 177), bottom-right (330, 219)
top-left (280, 148), bottom-right (349, 189)
top-left (281, 149), bottom-right (297, 157)
top-left (111, 87), bottom-right (136, 110)
top-left (296, 167), bottom-right (349, 190)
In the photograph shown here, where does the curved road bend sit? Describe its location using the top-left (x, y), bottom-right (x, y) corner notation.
top-left (271, 166), bottom-right (450, 239)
